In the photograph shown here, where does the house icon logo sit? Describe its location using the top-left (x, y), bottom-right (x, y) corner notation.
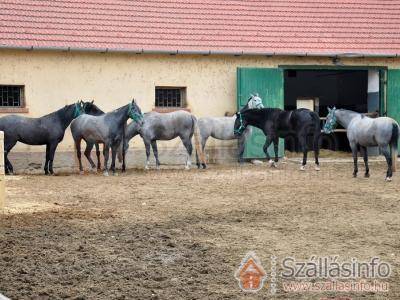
top-left (235, 251), bottom-right (268, 292)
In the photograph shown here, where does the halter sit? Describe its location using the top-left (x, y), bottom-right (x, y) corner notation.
top-left (323, 109), bottom-right (337, 134)
top-left (73, 103), bottom-right (83, 118)
top-left (234, 112), bottom-right (246, 135)
top-left (127, 103), bottom-right (143, 122)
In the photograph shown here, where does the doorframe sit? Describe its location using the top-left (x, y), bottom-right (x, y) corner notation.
top-left (278, 65), bottom-right (388, 116)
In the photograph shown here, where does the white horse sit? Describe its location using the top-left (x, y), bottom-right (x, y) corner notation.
top-left (119, 110), bottom-right (206, 169)
top-left (324, 107), bottom-right (399, 181)
top-left (195, 94), bottom-right (264, 166)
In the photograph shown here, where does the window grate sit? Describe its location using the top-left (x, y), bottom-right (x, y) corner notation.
top-left (155, 87), bottom-right (185, 108)
top-left (0, 85), bottom-right (24, 107)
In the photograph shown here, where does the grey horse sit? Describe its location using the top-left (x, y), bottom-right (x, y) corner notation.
top-left (119, 110), bottom-right (205, 169)
top-left (0, 102), bottom-right (84, 175)
top-left (78, 101), bottom-right (106, 171)
top-left (195, 94), bottom-right (264, 166)
top-left (71, 99), bottom-right (143, 175)
top-left (324, 107), bottom-right (399, 181)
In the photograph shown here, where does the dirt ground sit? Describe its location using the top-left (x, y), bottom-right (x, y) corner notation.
top-left (0, 160), bottom-right (399, 300)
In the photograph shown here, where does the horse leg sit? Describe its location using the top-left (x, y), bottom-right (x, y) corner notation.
top-left (144, 140), bottom-right (151, 170)
top-left (110, 143), bottom-right (118, 175)
top-left (151, 141), bottom-right (160, 169)
top-left (238, 135), bottom-right (246, 165)
top-left (75, 139), bottom-right (84, 174)
top-left (103, 145), bottom-right (110, 176)
top-left (44, 143), bottom-right (50, 175)
top-left (4, 138), bottom-right (17, 175)
top-left (380, 145), bottom-right (392, 181)
top-left (350, 142), bottom-right (358, 178)
top-left (95, 143), bottom-right (101, 171)
top-left (298, 132), bottom-right (308, 171)
top-left (182, 137), bottom-right (193, 170)
top-left (263, 136), bottom-right (274, 167)
top-left (196, 136), bottom-right (207, 168)
top-left (273, 137), bottom-right (279, 167)
top-left (196, 136), bottom-right (208, 168)
top-left (5, 152), bottom-right (13, 175)
top-left (313, 131), bottom-right (321, 171)
top-left (360, 146), bottom-right (369, 178)
top-left (48, 142), bottom-right (59, 175)
top-left (121, 141), bottom-right (126, 173)
top-left (84, 142), bottom-right (96, 172)
top-left (4, 151), bottom-right (11, 175)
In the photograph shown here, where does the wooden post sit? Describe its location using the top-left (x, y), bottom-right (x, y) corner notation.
top-left (0, 131), bottom-right (5, 210)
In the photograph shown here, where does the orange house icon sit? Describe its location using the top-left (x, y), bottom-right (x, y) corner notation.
top-left (235, 251), bottom-right (268, 292)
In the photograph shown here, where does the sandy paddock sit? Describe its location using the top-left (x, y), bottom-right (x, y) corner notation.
top-left (0, 160), bottom-right (399, 299)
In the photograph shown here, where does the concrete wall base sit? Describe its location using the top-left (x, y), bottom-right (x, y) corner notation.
top-left (7, 147), bottom-right (239, 174)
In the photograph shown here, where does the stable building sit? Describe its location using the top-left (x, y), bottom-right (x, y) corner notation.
top-left (0, 0), bottom-right (399, 171)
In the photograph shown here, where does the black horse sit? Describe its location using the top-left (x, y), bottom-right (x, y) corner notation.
top-left (234, 108), bottom-right (321, 170)
top-left (0, 102), bottom-right (84, 175)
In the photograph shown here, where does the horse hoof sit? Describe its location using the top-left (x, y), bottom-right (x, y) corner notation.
top-left (156, 165), bottom-right (160, 170)
top-left (79, 171), bottom-right (84, 175)
top-left (202, 164), bottom-right (207, 169)
top-left (268, 159), bottom-right (274, 166)
top-left (113, 172), bottom-right (119, 176)
top-left (385, 177), bottom-right (392, 182)
top-left (144, 165), bottom-right (150, 170)
top-left (364, 173), bottom-right (370, 178)
top-left (300, 165), bottom-right (306, 171)
top-left (315, 165), bottom-right (320, 171)
top-left (185, 165), bottom-right (190, 170)
top-left (353, 174), bottom-right (357, 178)
top-left (103, 171), bottom-right (109, 177)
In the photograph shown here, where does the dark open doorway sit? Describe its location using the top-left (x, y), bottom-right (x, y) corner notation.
top-left (283, 69), bottom-right (372, 152)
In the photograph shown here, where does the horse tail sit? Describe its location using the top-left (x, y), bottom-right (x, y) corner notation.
top-left (390, 122), bottom-right (398, 172)
top-left (191, 115), bottom-right (206, 168)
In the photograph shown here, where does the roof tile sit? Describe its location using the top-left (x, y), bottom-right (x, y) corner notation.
top-left (0, 0), bottom-right (399, 56)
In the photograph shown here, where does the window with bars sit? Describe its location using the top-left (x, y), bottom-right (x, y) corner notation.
top-left (0, 85), bottom-right (24, 107)
top-left (155, 87), bottom-right (186, 108)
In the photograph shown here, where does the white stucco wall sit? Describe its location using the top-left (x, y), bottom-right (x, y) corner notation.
top-left (0, 49), bottom-right (399, 169)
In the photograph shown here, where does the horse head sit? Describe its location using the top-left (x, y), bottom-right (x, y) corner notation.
top-left (82, 100), bottom-right (104, 116)
top-left (247, 93), bottom-right (264, 109)
top-left (127, 98), bottom-right (144, 126)
top-left (323, 106), bottom-right (337, 134)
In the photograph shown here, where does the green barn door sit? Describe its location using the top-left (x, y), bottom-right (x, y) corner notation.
top-left (387, 69), bottom-right (400, 148)
top-left (237, 67), bottom-right (284, 158)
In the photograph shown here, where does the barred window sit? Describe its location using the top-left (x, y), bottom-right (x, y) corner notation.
top-left (0, 85), bottom-right (24, 107)
top-left (155, 87), bottom-right (186, 108)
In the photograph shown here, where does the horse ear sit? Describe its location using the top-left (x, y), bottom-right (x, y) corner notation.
top-left (255, 93), bottom-right (259, 97)
top-left (333, 106), bottom-right (336, 110)
top-left (328, 107), bottom-right (331, 112)
top-left (250, 93), bottom-right (254, 98)
top-left (131, 98), bottom-right (135, 103)
top-left (91, 100), bottom-right (94, 104)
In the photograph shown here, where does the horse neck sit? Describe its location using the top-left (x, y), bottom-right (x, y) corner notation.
top-left (335, 110), bottom-right (360, 128)
top-left (126, 121), bottom-right (140, 139)
top-left (242, 110), bottom-right (266, 129)
top-left (56, 105), bottom-right (76, 130)
top-left (110, 104), bottom-right (130, 127)
top-left (91, 107), bottom-right (105, 116)
top-left (240, 103), bottom-right (249, 111)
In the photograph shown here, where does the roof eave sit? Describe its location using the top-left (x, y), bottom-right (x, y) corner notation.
top-left (0, 45), bottom-right (398, 58)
